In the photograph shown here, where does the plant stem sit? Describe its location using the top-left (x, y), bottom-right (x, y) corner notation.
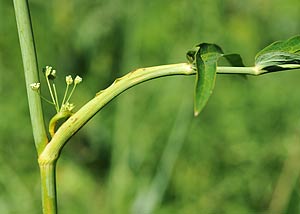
top-left (218, 66), bottom-right (258, 75)
top-left (38, 63), bottom-right (295, 162)
top-left (13, 1), bottom-right (55, 213)
top-left (65, 83), bottom-right (77, 104)
top-left (52, 83), bottom-right (59, 112)
top-left (38, 63), bottom-right (193, 162)
top-left (45, 76), bottom-right (58, 112)
top-left (39, 161), bottom-right (57, 214)
top-left (13, 0), bottom-right (48, 154)
top-left (61, 84), bottom-right (70, 109)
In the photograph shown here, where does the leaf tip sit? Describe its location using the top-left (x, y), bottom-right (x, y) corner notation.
top-left (194, 110), bottom-right (200, 117)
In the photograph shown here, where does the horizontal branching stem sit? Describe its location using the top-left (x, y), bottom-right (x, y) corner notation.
top-left (218, 66), bottom-right (258, 75)
top-left (38, 63), bottom-right (290, 162)
top-left (39, 63), bottom-right (193, 162)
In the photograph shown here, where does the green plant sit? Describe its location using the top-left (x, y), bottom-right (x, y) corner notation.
top-left (12, 0), bottom-right (300, 213)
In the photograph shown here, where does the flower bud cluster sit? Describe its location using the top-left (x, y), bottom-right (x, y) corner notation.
top-left (30, 66), bottom-right (82, 113)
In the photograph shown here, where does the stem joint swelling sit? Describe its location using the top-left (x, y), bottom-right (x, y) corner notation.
top-left (38, 151), bottom-right (59, 165)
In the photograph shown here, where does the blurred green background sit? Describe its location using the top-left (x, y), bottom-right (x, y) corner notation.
top-left (1, 0), bottom-right (300, 213)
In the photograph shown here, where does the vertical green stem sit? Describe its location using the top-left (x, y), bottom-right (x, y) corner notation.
top-left (13, 0), bottom-right (48, 154)
top-left (13, 1), bottom-right (55, 213)
top-left (39, 161), bottom-right (58, 214)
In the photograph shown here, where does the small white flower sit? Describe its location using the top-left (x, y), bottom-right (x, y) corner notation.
top-left (51, 69), bottom-right (56, 77)
top-left (44, 66), bottom-right (56, 79)
top-left (45, 66), bottom-right (52, 76)
top-left (30, 82), bottom-right (40, 91)
top-left (61, 102), bottom-right (75, 112)
top-left (74, 76), bottom-right (82, 84)
top-left (66, 75), bottom-right (73, 85)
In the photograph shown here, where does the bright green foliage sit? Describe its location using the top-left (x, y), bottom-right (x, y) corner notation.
top-left (222, 54), bottom-right (245, 67)
top-left (255, 35), bottom-right (300, 72)
top-left (187, 44), bottom-right (245, 116)
top-left (188, 35), bottom-right (300, 117)
top-left (187, 43), bottom-right (223, 116)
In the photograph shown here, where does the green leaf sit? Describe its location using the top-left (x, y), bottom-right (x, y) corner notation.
top-left (255, 35), bottom-right (300, 72)
top-left (193, 43), bottom-right (223, 116)
top-left (222, 54), bottom-right (245, 67)
top-left (187, 43), bottom-right (245, 116)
